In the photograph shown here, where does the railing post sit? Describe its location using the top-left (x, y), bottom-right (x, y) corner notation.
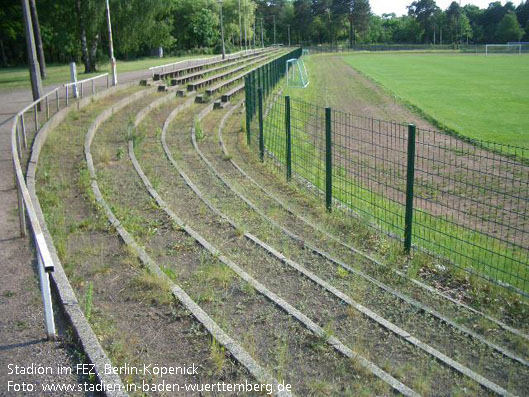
top-left (285, 96), bottom-right (292, 181)
top-left (37, 253), bottom-right (56, 340)
top-left (325, 107), bottom-right (332, 212)
top-left (404, 124), bottom-right (417, 254)
top-left (56, 89), bottom-right (60, 112)
top-left (92, 79), bottom-right (95, 95)
top-left (20, 114), bottom-right (27, 150)
top-left (258, 67), bottom-right (262, 95)
top-left (45, 95), bottom-right (49, 120)
top-left (258, 87), bottom-right (264, 162)
top-left (66, 86), bottom-right (69, 106)
top-left (34, 104), bottom-right (38, 133)
top-left (14, 162), bottom-right (27, 237)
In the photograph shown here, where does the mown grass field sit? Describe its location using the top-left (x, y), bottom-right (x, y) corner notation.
top-left (343, 53), bottom-right (529, 148)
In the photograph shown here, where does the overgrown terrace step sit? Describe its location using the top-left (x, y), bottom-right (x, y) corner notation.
top-left (205, 49), bottom-right (282, 97)
top-left (221, 83), bottom-right (245, 102)
top-left (169, 51), bottom-right (265, 87)
top-left (160, 108), bottom-right (476, 395)
top-left (153, 47), bottom-right (271, 81)
top-left (187, 105), bottom-right (529, 396)
top-left (164, 49), bottom-right (274, 86)
top-left (91, 96), bottom-right (396, 396)
top-left (186, 50), bottom-right (281, 92)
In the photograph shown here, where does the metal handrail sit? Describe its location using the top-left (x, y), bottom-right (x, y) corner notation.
top-left (11, 76), bottom-right (110, 340)
top-left (63, 72), bottom-right (109, 87)
top-left (63, 73), bottom-right (109, 102)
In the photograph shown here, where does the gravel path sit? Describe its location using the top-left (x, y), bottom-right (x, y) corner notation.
top-left (0, 69), bottom-right (146, 395)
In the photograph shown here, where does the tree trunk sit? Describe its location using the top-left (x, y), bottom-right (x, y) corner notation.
top-left (0, 39), bottom-right (6, 67)
top-left (89, 34), bottom-right (99, 72)
top-left (28, 0), bottom-right (46, 78)
top-left (76, 0), bottom-right (91, 73)
top-left (349, 16), bottom-right (353, 48)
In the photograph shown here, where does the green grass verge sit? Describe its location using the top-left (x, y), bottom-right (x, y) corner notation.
top-left (0, 54), bottom-right (216, 91)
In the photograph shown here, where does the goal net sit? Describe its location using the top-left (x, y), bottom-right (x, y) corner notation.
top-left (485, 44), bottom-right (522, 55)
top-left (286, 57), bottom-right (309, 88)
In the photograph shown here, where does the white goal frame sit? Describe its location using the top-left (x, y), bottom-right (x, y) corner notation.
top-left (286, 58), bottom-right (309, 88)
top-left (485, 44), bottom-right (522, 56)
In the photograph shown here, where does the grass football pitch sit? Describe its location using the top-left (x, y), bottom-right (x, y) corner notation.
top-left (342, 53), bottom-right (529, 149)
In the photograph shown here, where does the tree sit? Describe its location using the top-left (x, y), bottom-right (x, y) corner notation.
top-left (350, 0), bottom-right (371, 45)
top-left (407, 0), bottom-right (439, 43)
top-left (293, 0), bottom-right (312, 44)
top-left (516, 0), bottom-right (529, 40)
top-left (496, 11), bottom-right (524, 43)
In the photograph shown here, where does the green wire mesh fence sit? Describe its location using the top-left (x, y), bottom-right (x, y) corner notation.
top-left (245, 50), bottom-right (529, 296)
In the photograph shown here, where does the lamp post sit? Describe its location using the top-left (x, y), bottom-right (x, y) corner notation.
top-left (218, 0), bottom-right (226, 60)
top-left (105, 0), bottom-right (117, 86)
top-left (238, 0), bottom-right (242, 51)
top-left (261, 18), bottom-right (264, 49)
top-left (273, 15), bottom-right (276, 45)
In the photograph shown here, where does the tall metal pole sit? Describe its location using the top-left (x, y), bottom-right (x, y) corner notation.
top-left (106, 0), bottom-right (117, 86)
top-left (238, 0), bottom-right (242, 51)
top-left (28, 0), bottom-right (46, 79)
top-left (218, 0), bottom-right (226, 60)
top-left (287, 25), bottom-right (291, 47)
top-left (273, 15), bottom-right (276, 45)
top-left (243, 0), bottom-right (247, 52)
top-left (261, 18), bottom-right (264, 48)
top-left (21, 0), bottom-right (43, 104)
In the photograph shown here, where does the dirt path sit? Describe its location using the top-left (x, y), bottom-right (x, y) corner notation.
top-left (0, 69), bottom-right (146, 394)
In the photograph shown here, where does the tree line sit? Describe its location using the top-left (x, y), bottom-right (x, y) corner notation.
top-left (1, 0), bottom-right (528, 73)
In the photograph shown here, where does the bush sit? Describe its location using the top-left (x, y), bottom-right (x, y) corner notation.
top-left (213, 41), bottom-right (236, 55)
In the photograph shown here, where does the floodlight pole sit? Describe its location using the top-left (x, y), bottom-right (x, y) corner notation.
top-left (273, 15), bottom-right (276, 45)
top-left (261, 18), bottom-right (264, 48)
top-left (218, 0), bottom-right (226, 60)
top-left (238, 0), bottom-right (242, 51)
top-left (21, 0), bottom-right (43, 104)
top-left (106, 0), bottom-right (117, 86)
top-left (243, 0), bottom-right (247, 52)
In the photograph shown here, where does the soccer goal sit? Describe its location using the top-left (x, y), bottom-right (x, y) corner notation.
top-left (485, 44), bottom-right (522, 55)
top-left (286, 57), bottom-right (309, 88)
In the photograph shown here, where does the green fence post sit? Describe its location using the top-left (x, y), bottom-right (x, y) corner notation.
top-left (245, 76), bottom-right (251, 145)
top-left (404, 124), bottom-right (417, 254)
top-left (265, 63), bottom-right (269, 96)
top-left (325, 107), bottom-right (332, 212)
top-left (257, 68), bottom-right (261, 98)
top-left (252, 71), bottom-right (257, 121)
top-left (285, 96), bottom-right (292, 181)
top-left (258, 87), bottom-right (264, 162)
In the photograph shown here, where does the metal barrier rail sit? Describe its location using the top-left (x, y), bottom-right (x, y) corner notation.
top-left (63, 73), bottom-right (109, 103)
top-left (11, 73), bottom-right (110, 340)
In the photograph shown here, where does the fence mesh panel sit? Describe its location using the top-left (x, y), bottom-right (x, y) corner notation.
top-left (245, 52), bottom-right (529, 296)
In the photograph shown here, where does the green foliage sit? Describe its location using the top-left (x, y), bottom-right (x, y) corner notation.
top-left (496, 12), bottom-right (525, 43)
top-left (2, 0), bottom-right (528, 72)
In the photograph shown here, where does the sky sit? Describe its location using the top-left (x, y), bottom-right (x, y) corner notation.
top-left (370, 0), bottom-right (509, 17)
